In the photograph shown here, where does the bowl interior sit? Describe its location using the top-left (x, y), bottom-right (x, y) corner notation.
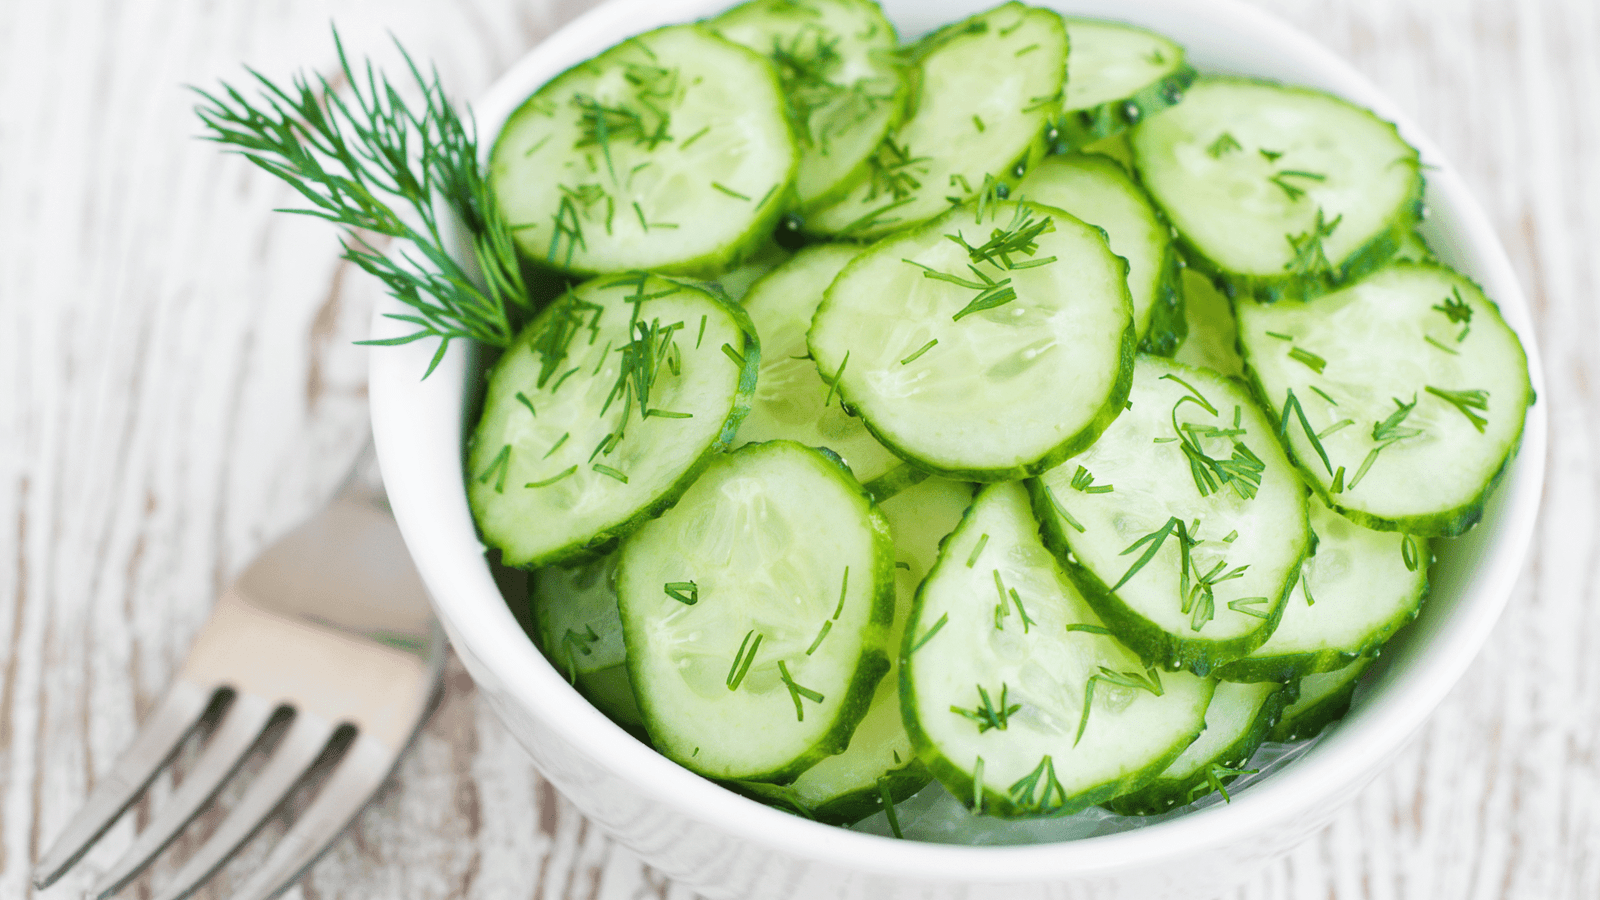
top-left (370, 0), bottom-right (1547, 882)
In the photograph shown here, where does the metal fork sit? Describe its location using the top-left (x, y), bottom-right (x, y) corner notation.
top-left (32, 443), bottom-right (446, 900)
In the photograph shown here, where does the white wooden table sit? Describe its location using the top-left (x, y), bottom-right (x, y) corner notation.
top-left (3, 1), bottom-right (1595, 897)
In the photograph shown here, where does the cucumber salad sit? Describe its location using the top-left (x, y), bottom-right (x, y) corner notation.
top-left (197, 0), bottom-right (1531, 842)
top-left (471, 0), bottom-right (1532, 838)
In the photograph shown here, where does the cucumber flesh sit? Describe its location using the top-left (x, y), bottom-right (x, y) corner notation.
top-left (1236, 262), bottom-right (1534, 536)
top-left (736, 244), bottom-right (902, 484)
top-left (1054, 18), bottom-right (1197, 151)
top-left (709, 0), bottom-right (905, 212)
top-left (617, 441), bottom-right (896, 782)
top-left (809, 200), bottom-right (1134, 481)
top-left (1215, 497), bottom-right (1429, 683)
top-left (745, 477), bottom-right (971, 823)
top-left (1172, 267), bottom-right (1243, 378)
top-left (534, 554), bottom-right (626, 677)
top-left (1105, 679), bottom-right (1292, 815)
top-left (467, 274), bottom-right (760, 568)
top-left (1268, 658), bottom-right (1371, 742)
top-left (490, 24), bottom-right (797, 276)
top-left (805, 2), bottom-right (1066, 239)
top-left (1032, 356), bottom-right (1309, 674)
top-left (1015, 153), bottom-right (1183, 353)
top-left (1130, 76), bottom-right (1422, 304)
top-left (903, 482), bottom-right (1214, 818)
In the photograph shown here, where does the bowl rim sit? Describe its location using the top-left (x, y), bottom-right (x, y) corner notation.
top-left (370, 0), bottom-right (1548, 882)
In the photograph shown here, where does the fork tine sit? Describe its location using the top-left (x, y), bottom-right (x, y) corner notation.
top-left (87, 693), bottom-right (280, 899)
top-left (32, 681), bottom-right (218, 890)
top-left (223, 733), bottom-right (398, 900)
top-left (135, 711), bottom-right (338, 900)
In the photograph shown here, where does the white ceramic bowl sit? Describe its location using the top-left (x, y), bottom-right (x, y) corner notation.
top-left (370, 1), bottom-right (1548, 896)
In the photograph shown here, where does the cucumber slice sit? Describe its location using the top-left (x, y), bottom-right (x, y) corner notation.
top-left (616, 441), bottom-right (896, 782)
top-left (804, 2), bottom-right (1066, 239)
top-left (1215, 497), bottom-right (1429, 683)
top-left (467, 273), bottom-right (760, 568)
top-left (534, 554), bottom-right (626, 677)
top-left (903, 482), bottom-right (1214, 818)
top-left (1015, 153), bottom-right (1185, 354)
top-left (1032, 357), bottom-right (1309, 675)
top-left (490, 24), bottom-right (797, 276)
top-left (1235, 262), bottom-right (1534, 536)
top-left (737, 244), bottom-right (902, 484)
top-left (1130, 76), bottom-right (1423, 304)
top-left (1053, 18), bottom-right (1196, 152)
top-left (709, 0), bottom-right (905, 212)
top-left (1105, 679), bottom-right (1293, 815)
top-left (1268, 658), bottom-right (1371, 742)
top-left (530, 554), bottom-right (648, 733)
top-left (809, 200), bottom-right (1135, 481)
top-left (743, 477), bottom-right (971, 823)
top-left (1171, 266), bottom-right (1243, 378)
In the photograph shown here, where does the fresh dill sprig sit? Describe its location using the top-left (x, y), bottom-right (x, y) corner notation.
top-left (948, 203), bottom-right (1056, 270)
top-left (1348, 394), bottom-right (1420, 490)
top-left (194, 30), bottom-right (532, 376)
top-left (777, 660), bottom-right (825, 721)
top-left (877, 777), bottom-right (904, 839)
top-left (1284, 208), bottom-right (1343, 279)
top-left (1426, 385), bottom-right (1491, 432)
top-left (909, 612), bottom-right (949, 654)
top-left (1008, 755), bottom-right (1067, 813)
top-left (1206, 132), bottom-right (1241, 158)
top-left (1070, 465), bottom-right (1113, 493)
top-left (663, 580), bottom-right (698, 605)
top-left (1288, 346), bottom-right (1328, 374)
top-left (726, 630), bottom-right (763, 691)
top-left (1075, 667), bottom-right (1163, 747)
top-left (1433, 286), bottom-right (1473, 325)
top-left (1164, 378), bottom-right (1265, 500)
top-left (950, 683), bottom-right (1021, 733)
top-left (1269, 169), bottom-right (1326, 202)
top-left (1277, 388), bottom-right (1335, 475)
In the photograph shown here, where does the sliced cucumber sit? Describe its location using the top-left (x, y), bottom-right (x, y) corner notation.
top-left (1130, 76), bottom-right (1422, 304)
top-left (805, 2), bottom-right (1066, 239)
top-left (467, 274), bottom-right (759, 568)
top-left (736, 244), bottom-right (902, 484)
top-left (903, 482), bottom-right (1214, 818)
top-left (743, 477), bottom-right (971, 823)
top-left (491, 24), bottom-right (797, 276)
top-left (1032, 356), bottom-right (1309, 675)
top-left (616, 441), bottom-right (895, 782)
top-left (1053, 18), bottom-right (1196, 151)
top-left (1235, 262), bottom-right (1534, 536)
top-left (1216, 497), bottom-right (1429, 683)
top-left (1171, 266), bottom-right (1243, 378)
top-left (1268, 658), bottom-right (1371, 742)
top-left (709, 0), bottom-right (905, 212)
top-left (1015, 153), bottom-right (1184, 354)
top-left (809, 200), bottom-right (1134, 481)
top-left (1105, 679), bottom-right (1292, 815)
top-left (530, 553), bottom-right (647, 733)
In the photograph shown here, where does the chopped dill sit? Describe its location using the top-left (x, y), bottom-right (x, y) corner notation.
top-left (726, 630), bottom-right (762, 690)
top-left (663, 581), bottom-right (698, 605)
top-left (476, 445), bottom-right (511, 493)
top-left (777, 660), bottom-right (825, 721)
top-left (525, 465), bottom-right (578, 489)
top-left (1206, 131), bottom-right (1242, 158)
top-left (1426, 385), bottom-right (1490, 432)
top-left (910, 612), bottom-right (949, 654)
top-left (951, 683), bottom-right (1021, 733)
top-left (900, 339), bottom-right (938, 365)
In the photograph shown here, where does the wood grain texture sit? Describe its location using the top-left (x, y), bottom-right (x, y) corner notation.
top-left (1, 1), bottom-right (1593, 898)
